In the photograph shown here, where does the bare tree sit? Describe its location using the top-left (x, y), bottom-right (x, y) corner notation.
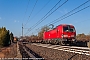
top-left (38, 25), bottom-right (50, 40)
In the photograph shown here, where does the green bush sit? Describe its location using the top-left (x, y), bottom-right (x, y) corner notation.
top-left (0, 27), bottom-right (11, 47)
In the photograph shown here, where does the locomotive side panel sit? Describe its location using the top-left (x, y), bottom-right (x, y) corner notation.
top-left (43, 31), bottom-right (49, 40)
top-left (49, 28), bottom-right (57, 39)
top-left (56, 25), bottom-right (63, 39)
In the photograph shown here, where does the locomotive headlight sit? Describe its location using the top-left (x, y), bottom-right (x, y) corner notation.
top-left (63, 35), bottom-right (68, 37)
top-left (72, 39), bottom-right (75, 41)
top-left (61, 34), bottom-right (64, 38)
top-left (71, 35), bottom-right (74, 37)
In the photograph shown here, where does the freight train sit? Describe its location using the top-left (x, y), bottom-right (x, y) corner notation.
top-left (27, 24), bottom-right (76, 45)
top-left (43, 24), bottom-right (76, 45)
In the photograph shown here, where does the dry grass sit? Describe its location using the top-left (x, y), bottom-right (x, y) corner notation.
top-left (0, 43), bottom-right (17, 58)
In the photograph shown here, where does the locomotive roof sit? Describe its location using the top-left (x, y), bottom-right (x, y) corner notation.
top-left (47, 24), bottom-right (74, 31)
top-left (56, 24), bottom-right (74, 27)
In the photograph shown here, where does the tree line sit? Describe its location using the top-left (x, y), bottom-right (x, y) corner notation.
top-left (0, 27), bottom-right (14, 47)
top-left (76, 33), bottom-right (90, 41)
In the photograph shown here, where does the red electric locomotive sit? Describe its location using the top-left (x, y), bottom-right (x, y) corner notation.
top-left (43, 24), bottom-right (76, 45)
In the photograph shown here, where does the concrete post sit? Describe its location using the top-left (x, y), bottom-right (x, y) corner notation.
top-left (87, 41), bottom-right (90, 48)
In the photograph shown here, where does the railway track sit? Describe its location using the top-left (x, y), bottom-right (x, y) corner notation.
top-left (31, 43), bottom-right (90, 56)
top-left (19, 43), bottom-right (44, 60)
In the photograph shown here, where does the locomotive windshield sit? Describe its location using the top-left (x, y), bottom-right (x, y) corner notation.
top-left (63, 27), bottom-right (68, 31)
top-left (69, 28), bottom-right (75, 32)
top-left (63, 26), bottom-right (75, 32)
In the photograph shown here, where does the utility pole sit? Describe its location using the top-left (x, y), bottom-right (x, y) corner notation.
top-left (22, 23), bottom-right (23, 38)
top-left (22, 23), bottom-right (29, 37)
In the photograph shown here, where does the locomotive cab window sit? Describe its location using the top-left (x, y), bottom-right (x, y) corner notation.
top-left (70, 28), bottom-right (75, 32)
top-left (63, 26), bottom-right (75, 32)
top-left (63, 26), bottom-right (69, 32)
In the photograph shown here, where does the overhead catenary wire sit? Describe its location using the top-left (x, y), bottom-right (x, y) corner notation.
top-left (24, 0), bottom-right (38, 27)
top-left (26, 0), bottom-right (62, 32)
top-left (23, 0), bottom-right (51, 36)
top-left (52, 5), bottom-right (90, 24)
top-left (22, 0), bottom-right (30, 23)
top-left (47, 0), bottom-right (90, 25)
top-left (36, 0), bottom-right (68, 26)
top-left (25, 0), bottom-right (68, 35)
top-left (31, 0), bottom-right (62, 26)
top-left (26, 0), bottom-right (90, 35)
top-left (23, 0), bottom-right (50, 33)
top-left (26, 0), bottom-right (51, 25)
top-left (24, 0), bottom-right (62, 35)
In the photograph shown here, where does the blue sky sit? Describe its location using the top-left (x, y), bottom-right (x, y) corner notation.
top-left (0, 0), bottom-right (90, 37)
